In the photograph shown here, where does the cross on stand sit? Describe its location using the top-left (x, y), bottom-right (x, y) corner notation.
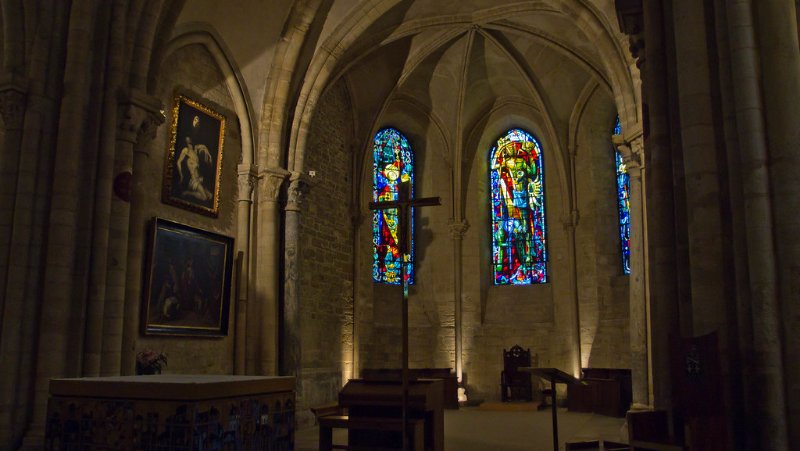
top-left (369, 179), bottom-right (440, 451)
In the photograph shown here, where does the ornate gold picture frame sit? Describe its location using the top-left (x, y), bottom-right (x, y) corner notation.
top-left (162, 94), bottom-right (226, 217)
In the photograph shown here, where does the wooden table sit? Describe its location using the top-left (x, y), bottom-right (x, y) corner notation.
top-left (45, 374), bottom-right (295, 450)
top-left (520, 367), bottom-right (581, 451)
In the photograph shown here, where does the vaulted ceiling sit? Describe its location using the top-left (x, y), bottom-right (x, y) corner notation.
top-left (325, 0), bottom-right (632, 161)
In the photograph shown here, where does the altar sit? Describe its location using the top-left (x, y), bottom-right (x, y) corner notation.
top-left (44, 374), bottom-right (295, 450)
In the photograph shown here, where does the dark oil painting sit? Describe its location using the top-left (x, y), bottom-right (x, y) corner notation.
top-left (142, 218), bottom-right (233, 336)
top-left (162, 94), bottom-right (226, 217)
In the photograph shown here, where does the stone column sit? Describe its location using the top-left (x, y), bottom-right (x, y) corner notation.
top-left (753, 1), bottom-right (800, 445)
top-left (83, 0), bottom-right (128, 377)
top-left (0, 76), bottom-right (28, 448)
top-left (121, 91), bottom-right (163, 375)
top-left (101, 92), bottom-right (162, 376)
top-left (253, 167), bottom-right (289, 374)
top-left (617, 0), bottom-right (681, 411)
top-left (283, 172), bottom-right (310, 384)
top-left (235, 164), bottom-right (257, 375)
top-left (561, 211), bottom-right (582, 378)
top-left (0, 80), bottom-right (27, 299)
top-left (725, 0), bottom-right (789, 448)
top-left (614, 134), bottom-right (649, 408)
top-left (448, 219), bottom-right (469, 399)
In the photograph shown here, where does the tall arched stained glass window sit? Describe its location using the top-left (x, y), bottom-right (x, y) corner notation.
top-left (613, 117), bottom-right (631, 275)
top-left (373, 128), bottom-right (414, 285)
top-left (490, 128), bottom-right (548, 285)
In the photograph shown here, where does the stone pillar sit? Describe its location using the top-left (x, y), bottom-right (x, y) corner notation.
top-left (753, 1), bottom-right (800, 445)
top-left (235, 164), bottom-right (257, 375)
top-left (253, 167), bottom-right (289, 374)
top-left (0, 80), bottom-right (27, 299)
top-left (561, 211), bottom-right (582, 378)
top-left (0, 76), bottom-right (28, 449)
top-left (283, 172), bottom-right (310, 385)
top-left (725, 0), bottom-right (789, 448)
top-left (614, 134), bottom-right (649, 408)
top-left (83, 0), bottom-right (128, 378)
top-left (617, 0), bottom-right (682, 411)
top-left (448, 219), bottom-right (469, 398)
top-left (351, 212), bottom-right (365, 380)
top-left (101, 92), bottom-right (162, 376)
top-left (121, 91), bottom-right (163, 375)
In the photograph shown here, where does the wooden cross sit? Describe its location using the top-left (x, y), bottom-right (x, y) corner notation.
top-left (369, 179), bottom-right (440, 451)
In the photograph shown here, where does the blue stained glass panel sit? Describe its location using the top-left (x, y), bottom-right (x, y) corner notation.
top-left (373, 128), bottom-right (414, 285)
top-left (614, 117), bottom-right (631, 275)
top-left (490, 128), bottom-right (548, 285)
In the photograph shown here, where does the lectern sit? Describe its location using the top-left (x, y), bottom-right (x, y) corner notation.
top-left (521, 367), bottom-right (581, 451)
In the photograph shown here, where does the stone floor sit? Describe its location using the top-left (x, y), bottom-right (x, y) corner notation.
top-left (295, 407), bottom-right (628, 450)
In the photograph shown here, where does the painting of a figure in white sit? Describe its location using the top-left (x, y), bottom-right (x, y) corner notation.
top-left (163, 95), bottom-right (226, 217)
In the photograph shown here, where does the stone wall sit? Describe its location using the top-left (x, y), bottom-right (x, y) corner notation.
top-left (461, 120), bottom-right (566, 401)
top-left (353, 96), bottom-right (631, 402)
top-left (133, 43), bottom-right (241, 374)
top-left (296, 79), bottom-right (355, 423)
top-left (355, 112), bottom-right (456, 374)
top-left (575, 93), bottom-right (630, 370)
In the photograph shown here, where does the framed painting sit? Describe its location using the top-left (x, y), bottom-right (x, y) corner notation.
top-left (142, 217), bottom-right (234, 336)
top-left (163, 94), bottom-right (226, 217)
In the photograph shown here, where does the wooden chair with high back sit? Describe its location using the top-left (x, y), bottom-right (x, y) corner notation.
top-left (500, 345), bottom-right (534, 402)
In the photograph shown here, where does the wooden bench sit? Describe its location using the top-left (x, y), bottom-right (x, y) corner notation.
top-left (318, 415), bottom-right (425, 451)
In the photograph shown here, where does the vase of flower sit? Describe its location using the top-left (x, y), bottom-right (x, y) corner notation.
top-left (135, 349), bottom-right (167, 375)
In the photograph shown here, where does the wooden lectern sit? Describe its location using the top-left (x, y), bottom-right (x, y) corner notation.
top-left (338, 378), bottom-right (444, 451)
top-left (521, 367), bottom-right (581, 451)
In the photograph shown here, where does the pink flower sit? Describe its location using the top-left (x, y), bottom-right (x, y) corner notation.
top-left (136, 349), bottom-right (168, 374)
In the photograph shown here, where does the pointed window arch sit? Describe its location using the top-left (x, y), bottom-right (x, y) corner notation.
top-left (490, 128), bottom-right (548, 285)
top-left (613, 117), bottom-right (631, 274)
top-left (373, 128), bottom-right (415, 284)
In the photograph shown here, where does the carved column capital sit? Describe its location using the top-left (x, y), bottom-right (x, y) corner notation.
top-left (615, 0), bottom-right (645, 68)
top-left (237, 164), bottom-right (258, 202)
top-left (448, 219), bottom-right (470, 240)
top-left (258, 166), bottom-right (290, 202)
top-left (0, 76), bottom-right (28, 129)
top-left (117, 89), bottom-right (164, 147)
top-left (285, 171), bottom-right (311, 212)
top-left (613, 133), bottom-right (645, 178)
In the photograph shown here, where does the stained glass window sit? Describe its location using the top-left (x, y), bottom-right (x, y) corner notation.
top-left (373, 128), bottom-right (414, 285)
top-left (490, 128), bottom-right (548, 285)
top-left (613, 117), bottom-right (631, 275)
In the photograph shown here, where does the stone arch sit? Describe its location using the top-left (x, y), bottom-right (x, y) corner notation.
top-left (258, 0), bottom-right (330, 169)
top-left (286, 0), bottom-right (641, 175)
top-left (164, 26), bottom-right (256, 166)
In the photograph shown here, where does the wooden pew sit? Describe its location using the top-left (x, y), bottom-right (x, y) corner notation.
top-left (318, 415), bottom-right (425, 451)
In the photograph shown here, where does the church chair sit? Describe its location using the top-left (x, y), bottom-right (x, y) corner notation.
top-left (500, 345), bottom-right (534, 402)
